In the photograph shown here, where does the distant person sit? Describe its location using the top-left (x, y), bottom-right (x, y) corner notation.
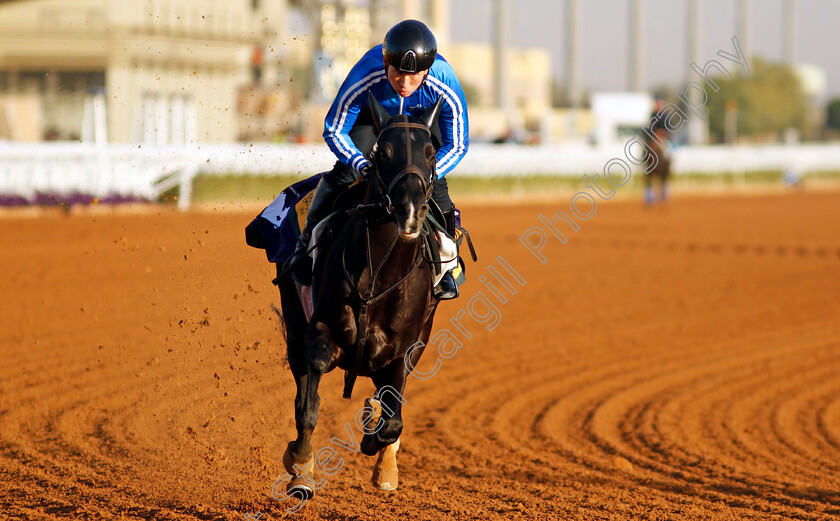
top-left (643, 99), bottom-right (672, 205)
top-left (289, 19), bottom-right (470, 299)
top-left (783, 167), bottom-right (803, 189)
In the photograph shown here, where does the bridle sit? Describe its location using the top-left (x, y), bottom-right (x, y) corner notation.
top-left (369, 115), bottom-right (436, 213)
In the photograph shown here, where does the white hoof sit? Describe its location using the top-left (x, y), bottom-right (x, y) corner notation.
top-left (372, 437), bottom-right (400, 491)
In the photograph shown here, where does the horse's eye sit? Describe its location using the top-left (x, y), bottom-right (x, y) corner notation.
top-left (379, 143), bottom-right (393, 161)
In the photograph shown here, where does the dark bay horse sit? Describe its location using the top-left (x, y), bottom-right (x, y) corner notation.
top-left (644, 125), bottom-right (671, 204)
top-left (275, 94), bottom-right (444, 500)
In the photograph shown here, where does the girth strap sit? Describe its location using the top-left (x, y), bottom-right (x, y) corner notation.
top-left (344, 302), bottom-right (368, 399)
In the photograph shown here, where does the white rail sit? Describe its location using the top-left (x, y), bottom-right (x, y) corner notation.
top-left (1, 141), bottom-right (839, 209)
top-left (0, 143), bottom-right (201, 210)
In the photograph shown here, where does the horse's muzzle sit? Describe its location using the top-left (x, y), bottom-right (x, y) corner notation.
top-left (398, 230), bottom-right (420, 240)
top-left (397, 203), bottom-right (428, 239)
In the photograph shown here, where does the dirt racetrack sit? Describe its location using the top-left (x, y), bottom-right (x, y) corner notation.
top-left (2, 190), bottom-right (840, 520)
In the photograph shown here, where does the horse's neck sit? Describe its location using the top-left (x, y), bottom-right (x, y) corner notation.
top-left (354, 220), bottom-right (421, 290)
top-left (367, 221), bottom-right (420, 264)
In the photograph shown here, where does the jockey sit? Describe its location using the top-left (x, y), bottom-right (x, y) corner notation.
top-left (290, 19), bottom-right (470, 300)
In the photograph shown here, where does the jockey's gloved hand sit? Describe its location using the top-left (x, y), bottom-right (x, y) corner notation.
top-left (357, 164), bottom-right (372, 180)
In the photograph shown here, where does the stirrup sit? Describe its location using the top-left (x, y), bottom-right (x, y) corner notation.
top-left (433, 272), bottom-right (459, 300)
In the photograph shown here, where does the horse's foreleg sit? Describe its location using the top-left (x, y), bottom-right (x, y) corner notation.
top-left (277, 275), bottom-right (317, 499)
top-left (365, 397), bottom-right (401, 490)
top-left (283, 320), bottom-right (334, 498)
top-left (282, 366), bottom-right (320, 498)
top-left (361, 357), bottom-right (415, 490)
top-left (362, 360), bottom-right (408, 455)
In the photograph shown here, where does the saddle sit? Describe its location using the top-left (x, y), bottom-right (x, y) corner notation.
top-left (246, 176), bottom-right (476, 293)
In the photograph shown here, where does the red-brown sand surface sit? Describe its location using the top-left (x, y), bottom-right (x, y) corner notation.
top-left (1, 191), bottom-right (840, 520)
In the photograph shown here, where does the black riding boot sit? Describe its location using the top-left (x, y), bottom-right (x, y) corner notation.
top-left (433, 209), bottom-right (459, 300)
top-left (289, 175), bottom-right (345, 286)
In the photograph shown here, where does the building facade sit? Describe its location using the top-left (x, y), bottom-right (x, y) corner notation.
top-left (0, 0), bottom-right (285, 143)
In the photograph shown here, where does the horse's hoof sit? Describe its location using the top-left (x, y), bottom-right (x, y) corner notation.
top-left (372, 438), bottom-right (400, 491)
top-left (287, 476), bottom-right (315, 500)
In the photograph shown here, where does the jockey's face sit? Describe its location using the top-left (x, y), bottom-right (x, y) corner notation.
top-left (386, 65), bottom-right (427, 98)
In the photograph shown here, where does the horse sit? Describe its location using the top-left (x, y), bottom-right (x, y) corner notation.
top-left (644, 125), bottom-right (671, 204)
top-left (274, 93), bottom-right (444, 501)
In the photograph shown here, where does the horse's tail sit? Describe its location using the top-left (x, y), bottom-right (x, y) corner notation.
top-left (271, 303), bottom-right (288, 345)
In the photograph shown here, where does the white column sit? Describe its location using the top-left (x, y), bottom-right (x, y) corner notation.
top-left (629, 0), bottom-right (645, 92)
top-left (566, 0), bottom-right (581, 108)
top-left (784, 0), bottom-right (796, 64)
top-left (687, 0), bottom-right (707, 145)
top-left (494, 0), bottom-right (509, 110)
top-left (429, 0), bottom-right (449, 49)
top-left (565, 0), bottom-right (582, 142)
top-left (154, 92), bottom-right (169, 145)
top-left (170, 95), bottom-right (185, 144)
top-left (106, 54), bottom-right (131, 143)
top-left (738, 0), bottom-right (751, 65)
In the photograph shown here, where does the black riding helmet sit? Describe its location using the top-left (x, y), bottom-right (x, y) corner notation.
top-left (382, 20), bottom-right (437, 74)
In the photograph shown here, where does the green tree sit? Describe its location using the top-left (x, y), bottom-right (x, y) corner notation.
top-left (825, 98), bottom-right (840, 132)
top-left (706, 57), bottom-right (806, 142)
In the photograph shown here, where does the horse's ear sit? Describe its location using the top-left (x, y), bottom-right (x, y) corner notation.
top-left (368, 91), bottom-right (390, 133)
top-left (424, 143), bottom-right (436, 168)
top-left (420, 97), bottom-right (444, 130)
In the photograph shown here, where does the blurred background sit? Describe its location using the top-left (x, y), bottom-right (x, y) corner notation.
top-left (0, 0), bottom-right (839, 208)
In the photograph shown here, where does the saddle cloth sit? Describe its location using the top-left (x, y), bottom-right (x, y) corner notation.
top-left (245, 173), bottom-right (321, 264)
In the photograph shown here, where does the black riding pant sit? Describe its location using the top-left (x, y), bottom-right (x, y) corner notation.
top-left (323, 107), bottom-right (454, 214)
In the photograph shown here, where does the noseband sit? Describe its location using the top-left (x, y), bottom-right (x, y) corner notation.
top-left (371, 116), bottom-right (436, 210)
